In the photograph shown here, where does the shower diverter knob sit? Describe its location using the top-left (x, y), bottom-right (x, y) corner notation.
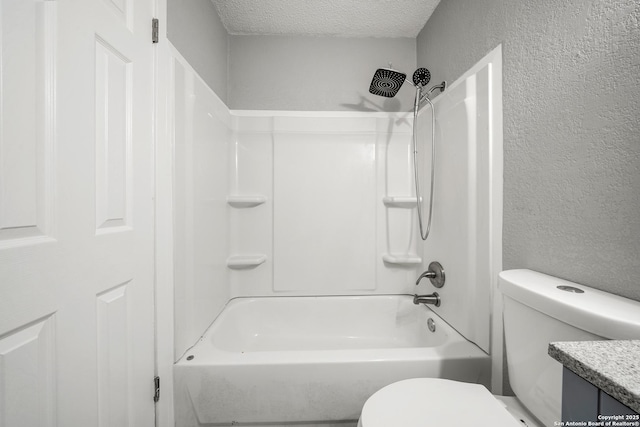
top-left (415, 261), bottom-right (445, 288)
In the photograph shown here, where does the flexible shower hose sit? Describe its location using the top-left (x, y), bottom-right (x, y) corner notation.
top-left (413, 88), bottom-right (436, 241)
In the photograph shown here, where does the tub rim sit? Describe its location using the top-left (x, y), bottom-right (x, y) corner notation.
top-left (176, 294), bottom-right (488, 365)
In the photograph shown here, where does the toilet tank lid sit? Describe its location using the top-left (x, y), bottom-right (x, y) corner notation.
top-left (498, 269), bottom-right (640, 340)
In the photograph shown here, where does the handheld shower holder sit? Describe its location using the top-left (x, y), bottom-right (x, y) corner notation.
top-left (429, 81), bottom-right (447, 95)
top-left (418, 81), bottom-right (447, 106)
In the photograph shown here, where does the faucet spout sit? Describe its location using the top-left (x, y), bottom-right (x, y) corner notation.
top-left (413, 292), bottom-right (441, 307)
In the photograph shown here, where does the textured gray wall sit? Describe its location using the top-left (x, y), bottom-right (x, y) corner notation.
top-left (228, 35), bottom-right (417, 112)
top-left (418, 0), bottom-right (640, 301)
top-left (167, 0), bottom-right (228, 103)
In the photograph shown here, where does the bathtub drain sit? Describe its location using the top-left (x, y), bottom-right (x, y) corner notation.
top-left (427, 318), bottom-right (436, 332)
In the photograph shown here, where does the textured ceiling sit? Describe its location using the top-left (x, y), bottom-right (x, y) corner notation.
top-left (212, 0), bottom-right (441, 38)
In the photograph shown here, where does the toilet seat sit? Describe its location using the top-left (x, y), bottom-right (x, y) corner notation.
top-left (359, 378), bottom-right (523, 427)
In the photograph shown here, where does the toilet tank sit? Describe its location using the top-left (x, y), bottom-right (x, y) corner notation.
top-left (499, 269), bottom-right (640, 427)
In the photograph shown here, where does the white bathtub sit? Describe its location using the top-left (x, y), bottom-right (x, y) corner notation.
top-left (174, 295), bottom-right (490, 426)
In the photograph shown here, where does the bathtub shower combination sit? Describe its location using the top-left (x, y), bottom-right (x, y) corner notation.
top-left (172, 45), bottom-right (503, 426)
top-left (174, 296), bottom-right (489, 424)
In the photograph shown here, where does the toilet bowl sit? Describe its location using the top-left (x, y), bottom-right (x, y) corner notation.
top-left (357, 378), bottom-right (539, 427)
top-left (358, 270), bottom-right (640, 427)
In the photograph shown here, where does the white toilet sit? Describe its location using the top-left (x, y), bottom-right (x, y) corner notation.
top-left (358, 269), bottom-right (640, 427)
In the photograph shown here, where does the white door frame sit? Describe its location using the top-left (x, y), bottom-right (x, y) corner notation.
top-left (152, 0), bottom-right (176, 425)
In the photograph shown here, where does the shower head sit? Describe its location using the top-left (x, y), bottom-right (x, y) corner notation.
top-left (412, 68), bottom-right (431, 87)
top-left (369, 68), bottom-right (407, 98)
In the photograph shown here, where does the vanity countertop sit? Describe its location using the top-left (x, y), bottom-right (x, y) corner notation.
top-left (548, 340), bottom-right (640, 413)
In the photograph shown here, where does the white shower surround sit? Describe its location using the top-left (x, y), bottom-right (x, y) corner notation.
top-left (168, 42), bottom-right (503, 424)
top-left (227, 110), bottom-right (422, 298)
top-left (171, 42), bottom-right (502, 354)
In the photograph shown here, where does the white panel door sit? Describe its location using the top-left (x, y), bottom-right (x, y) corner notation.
top-left (0, 0), bottom-right (156, 426)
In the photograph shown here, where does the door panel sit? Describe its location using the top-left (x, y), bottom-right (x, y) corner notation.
top-left (95, 36), bottom-right (133, 233)
top-left (0, 315), bottom-right (56, 427)
top-left (0, 0), bottom-right (156, 426)
top-left (0, 0), bottom-right (55, 244)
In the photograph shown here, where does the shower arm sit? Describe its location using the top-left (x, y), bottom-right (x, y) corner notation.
top-left (418, 81), bottom-right (447, 106)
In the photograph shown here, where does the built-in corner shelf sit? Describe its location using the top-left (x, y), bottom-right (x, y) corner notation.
top-left (226, 254), bottom-right (267, 269)
top-left (382, 253), bottom-right (422, 265)
top-left (382, 196), bottom-right (420, 208)
top-left (227, 195), bottom-right (267, 208)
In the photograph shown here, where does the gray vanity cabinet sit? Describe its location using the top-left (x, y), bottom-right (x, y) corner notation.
top-left (562, 368), bottom-right (639, 423)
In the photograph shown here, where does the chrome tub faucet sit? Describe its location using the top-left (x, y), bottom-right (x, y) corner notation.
top-left (413, 293), bottom-right (441, 307)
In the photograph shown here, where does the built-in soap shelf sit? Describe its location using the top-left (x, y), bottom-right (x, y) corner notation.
top-left (382, 253), bottom-right (422, 265)
top-left (226, 254), bottom-right (267, 269)
top-left (227, 195), bottom-right (267, 208)
top-left (382, 196), bottom-right (420, 208)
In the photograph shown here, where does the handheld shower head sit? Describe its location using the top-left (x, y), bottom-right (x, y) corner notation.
top-left (369, 68), bottom-right (407, 98)
top-left (412, 68), bottom-right (431, 87)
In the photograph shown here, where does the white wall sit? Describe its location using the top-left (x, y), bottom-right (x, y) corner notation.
top-left (172, 50), bottom-right (232, 360)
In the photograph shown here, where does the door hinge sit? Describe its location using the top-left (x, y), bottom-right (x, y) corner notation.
top-left (152, 18), bottom-right (159, 43)
top-left (153, 376), bottom-right (160, 402)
